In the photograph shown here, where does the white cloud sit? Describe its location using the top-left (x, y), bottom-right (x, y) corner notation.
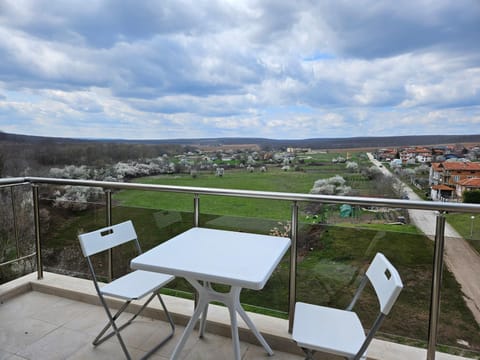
top-left (0, 0), bottom-right (478, 139)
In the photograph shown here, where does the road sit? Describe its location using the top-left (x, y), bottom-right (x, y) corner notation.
top-left (367, 153), bottom-right (480, 323)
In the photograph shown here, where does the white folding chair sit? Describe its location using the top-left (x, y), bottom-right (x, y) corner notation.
top-left (292, 252), bottom-right (403, 360)
top-left (78, 220), bottom-right (175, 360)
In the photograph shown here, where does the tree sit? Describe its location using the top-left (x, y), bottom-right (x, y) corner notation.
top-left (310, 175), bottom-right (351, 196)
top-left (53, 186), bottom-right (103, 211)
top-left (403, 168), bottom-right (416, 183)
top-left (345, 161), bottom-right (358, 172)
top-left (415, 164), bottom-right (430, 174)
top-left (463, 190), bottom-right (480, 204)
top-left (362, 165), bottom-right (383, 180)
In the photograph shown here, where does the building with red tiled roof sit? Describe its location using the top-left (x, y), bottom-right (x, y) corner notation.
top-left (431, 184), bottom-right (456, 201)
top-left (429, 161), bottom-right (480, 201)
top-left (456, 178), bottom-right (480, 198)
top-left (429, 163), bottom-right (443, 185)
top-left (441, 162), bottom-right (480, 186)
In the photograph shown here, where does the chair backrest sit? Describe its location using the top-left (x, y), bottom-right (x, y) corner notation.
top-left (78, 220), bottom-right (138, 258)
top-left (365, 252), bottom-right (403, 315)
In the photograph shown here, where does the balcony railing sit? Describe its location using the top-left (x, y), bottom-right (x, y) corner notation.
top-left (2, 176), bottom-right (480, 360)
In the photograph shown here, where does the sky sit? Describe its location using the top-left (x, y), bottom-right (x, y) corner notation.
top-left (0, 0), bottom-right (479, 140)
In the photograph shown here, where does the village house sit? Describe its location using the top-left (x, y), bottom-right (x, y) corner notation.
top-left (414, 147), bottom-right (432, 163)
top-left (456, 178), bottom-right (480, 198)
top-left (429, 161), bottom-right (480, 201)
top-left (399, 148), bottom-right (415, 163)
top-left (429, 162), bottom-right (443, 185)
top-left (375, 148), bottom-right (397, 161)
top-left (397, 146), bottom-right (432, 164)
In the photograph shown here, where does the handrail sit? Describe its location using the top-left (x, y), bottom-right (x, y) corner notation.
top-left (2, 176), bottom-right (480, 360)
top-left (0, 252), bottom-right (36, 267)
top-left (0, 177), bottom-right (30, 186)
top-left (19, 176), bottom-right (480, 213)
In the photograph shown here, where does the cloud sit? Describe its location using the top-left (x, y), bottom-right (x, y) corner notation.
top-left (311, 0), bottom-right (480, 59)
top-left (0, 0), bottom-right (478, 139)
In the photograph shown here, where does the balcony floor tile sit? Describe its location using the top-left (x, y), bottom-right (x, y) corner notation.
top-left (1, 272), bottom-right (475, 360)
top-left (0, 291), bottom-right (304, 360)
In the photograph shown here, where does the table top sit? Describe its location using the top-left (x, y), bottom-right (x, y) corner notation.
top-left (131, 227), bottom-right (291, 290)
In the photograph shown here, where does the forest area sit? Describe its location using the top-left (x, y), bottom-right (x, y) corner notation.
top-left (0, 136), bottom-right (189, 178)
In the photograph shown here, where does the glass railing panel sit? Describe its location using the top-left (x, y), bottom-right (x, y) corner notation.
top-left (201, 214), bottom-right (291, 318)
top-left (40, 187), bottom-right (197, 298)
top-left (438, 255), bottom-right (480, 358)
top-left (38, 185), bottom-right (107, 279)
top-left (0, 184), bottom-right (35, 284)
top-left (112, 190), bottom-right (293, 315)
top-left (441, 212), bottom-right (480, 357)
top-left (197, 195), bottom-right (291, 317)
top-left (295, 204), bottom-right (480, 357)
top-left (111, 201), bottom-right (195, 300)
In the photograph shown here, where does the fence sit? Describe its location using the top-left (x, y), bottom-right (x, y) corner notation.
top-left (2, 176), bottom-right (480, 359)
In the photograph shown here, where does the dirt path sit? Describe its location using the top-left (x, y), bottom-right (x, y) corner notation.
top-left (367, 153), bottom-right (480, 323)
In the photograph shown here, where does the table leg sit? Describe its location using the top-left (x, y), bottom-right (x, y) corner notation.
top-left (236, 302), bottom-right (274, 355)
top-left (173, 280), bottom-right (273, 360)
top-left (170, 281), bottom-right (208, 360)
top-left (199, 282), bottom-right (211, 338)
top-left (227, 293), bottom-right (241, 360)
top-left (199, 303), bottom-right (209, 338)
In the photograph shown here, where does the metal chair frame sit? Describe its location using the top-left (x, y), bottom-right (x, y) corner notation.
top-left (293, 252), bottom-right (403, 360)
top-left (78, 220), bottom-right (175, 360)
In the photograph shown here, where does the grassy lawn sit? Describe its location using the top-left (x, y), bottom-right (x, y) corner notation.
top-left (114, 167), bottom-right (356, 220)
top-left (337, 222), bottom-right (423, 234)
top-left (114, 161), bottom-right (382, 219)
top-left (446, 212), bottom-right (480, 253)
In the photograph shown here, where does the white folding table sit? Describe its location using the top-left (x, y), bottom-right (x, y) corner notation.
top-left (130, 227), bottom-right (291, 360)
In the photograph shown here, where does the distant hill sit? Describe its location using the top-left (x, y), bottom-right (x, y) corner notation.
top-left (1, 131), bottom-right (480, 150)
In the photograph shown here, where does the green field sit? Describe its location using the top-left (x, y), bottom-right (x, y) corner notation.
top-left (446, 213), bottom-right (480, 253)
top-left (114, 163), bottom-right (378, 220)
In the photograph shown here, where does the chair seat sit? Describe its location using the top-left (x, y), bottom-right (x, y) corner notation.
top-left (292, 302), bottom-right (366, 358)
top-left (101, 270), bottom-right (174, 300)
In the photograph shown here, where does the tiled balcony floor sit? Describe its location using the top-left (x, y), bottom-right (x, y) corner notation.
top-left (0, 273), bottom-right (475, 360)
top-left (0, 291), bottom-right (305, 360)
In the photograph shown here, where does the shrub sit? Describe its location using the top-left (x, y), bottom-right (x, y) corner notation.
top-left (463, 190), bottom-right (480, 204)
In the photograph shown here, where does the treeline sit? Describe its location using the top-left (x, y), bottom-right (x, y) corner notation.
top-left (0, 139), bottom-right (190, 177)
top-left (32, 141), bottom-right (187, 166)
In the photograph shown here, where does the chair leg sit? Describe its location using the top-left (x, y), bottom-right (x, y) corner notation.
top-left (301, 347), bottom-right (315, 360)
top-left (157, 293), bottom-right (175, 334)
top-left (94, 300), bottom-right (132, 346)
top-left (139, 293), bottom-right (176, 359)
top-left (94, 293), bottom-right (155, 346)
top-left (94, 298), bottom-right (133, 360)
top-left (94, 293), bottom-right (175, 360)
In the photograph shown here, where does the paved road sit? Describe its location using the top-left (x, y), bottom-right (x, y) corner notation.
top-left (367, 153), bottom-right (480, 323)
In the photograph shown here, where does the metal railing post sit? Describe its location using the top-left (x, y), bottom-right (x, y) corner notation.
top-left (288, 201), bottom-right (298, 332)
top-left (427, 212), bottom-right (446, 360)
top-left (194, 194), bottom-right (200, 227)
top-left (32, 184), bottom-right (43, 280)
top-left (193, 193), bottom-right (200, 308)
top-left (10, 187), bottom-right (20, 257)
top-left (105, 189), bottom-right (113, 282)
